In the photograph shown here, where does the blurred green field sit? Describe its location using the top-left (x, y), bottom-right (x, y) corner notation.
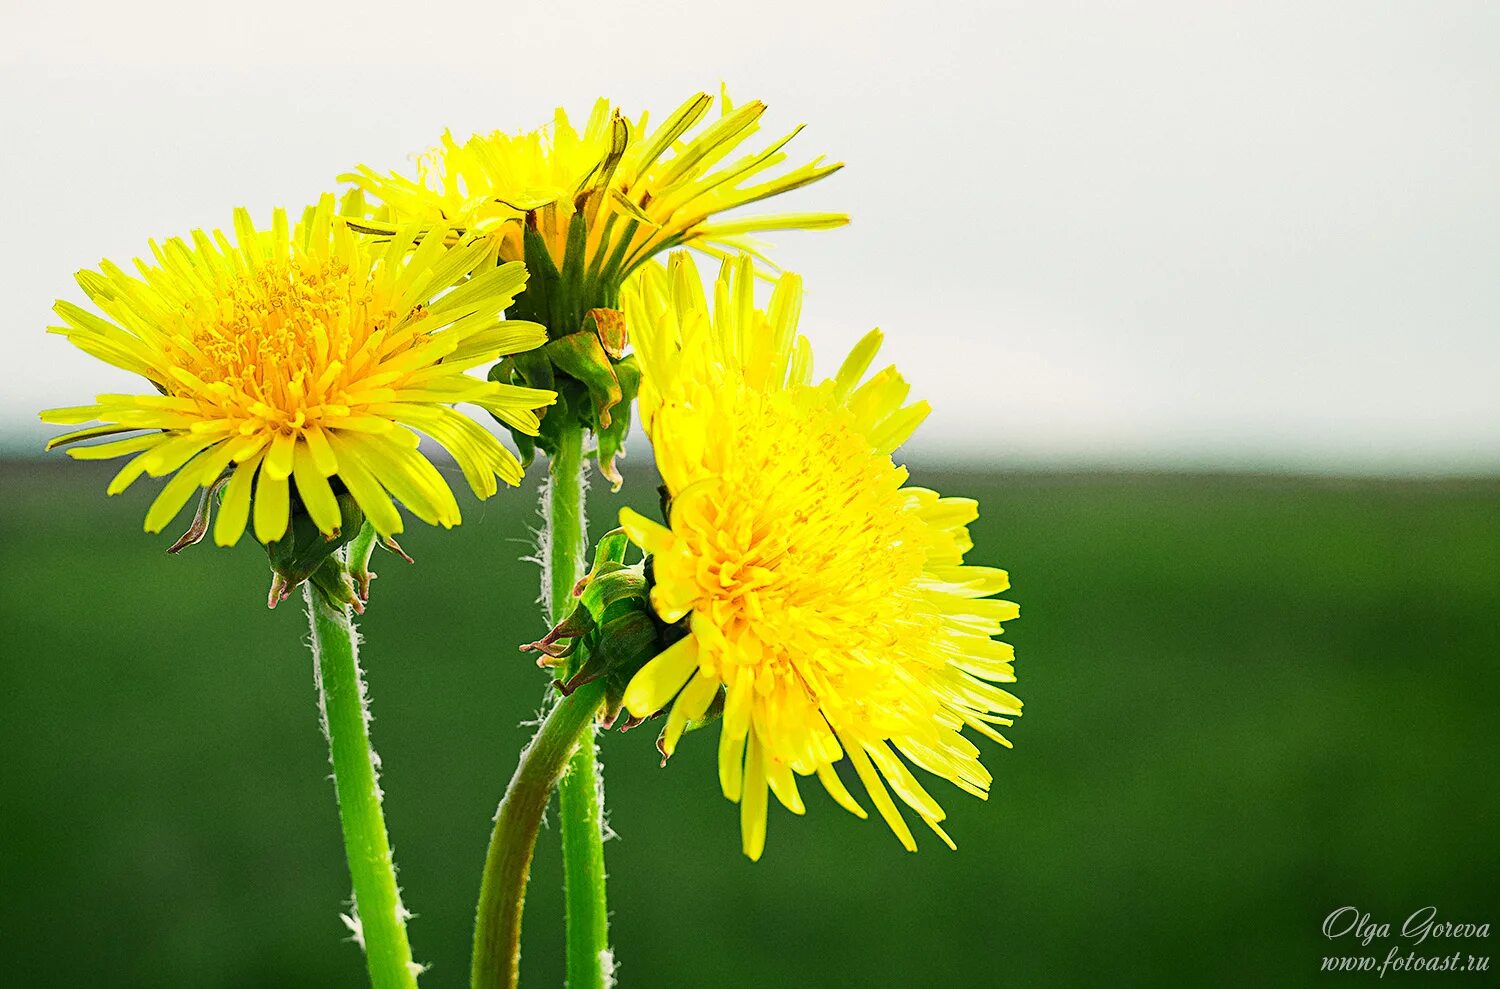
top-left (2, 459), bottom-right (1496, 987)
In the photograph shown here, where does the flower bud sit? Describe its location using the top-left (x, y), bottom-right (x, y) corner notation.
top-left (520, 528), bottom-right (666, 725)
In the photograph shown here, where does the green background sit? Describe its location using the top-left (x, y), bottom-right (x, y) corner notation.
top-left (2, 459), bottom-right (1496, 987)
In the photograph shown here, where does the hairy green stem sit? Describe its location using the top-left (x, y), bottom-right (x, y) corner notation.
top-left (306, 583), bottom-right (419, 989)
top-left (470, 424), bottom-right (610, 988)
top-left (547, 427), bottom-right (612, 989)
top-left (470, 681), bottom-right (608, 989)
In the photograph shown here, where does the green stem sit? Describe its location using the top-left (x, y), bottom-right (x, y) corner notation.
top-left (470, 425), bottom-right (612, 989)
top-left (547, 426), bottom-right (613, 989)
top-left (305, 583), bottom-right (419, 989)
top-left (470, 681), bottom-right (608, 989)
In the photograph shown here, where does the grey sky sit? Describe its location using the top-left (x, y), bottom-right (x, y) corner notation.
top-left (2, 0), bottom-right (1495, 473)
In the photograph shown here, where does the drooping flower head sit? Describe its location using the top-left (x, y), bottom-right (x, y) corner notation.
top-left (617, 254), bottom-right (1022, 860)
top-left (343, 90), bottom-right (846, 289)
top-left (40, 195), bottom-right (556, 548)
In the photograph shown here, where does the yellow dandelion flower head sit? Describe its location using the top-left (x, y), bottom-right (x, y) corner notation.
top-left (343, 89), bottom-right (847, 288)
top-left (40, 195), bottom-right (557, 546)
top-left (616, 253), bottom-right (1021, 860)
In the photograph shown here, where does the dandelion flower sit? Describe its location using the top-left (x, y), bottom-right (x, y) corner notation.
top-left (616, 254), bottom-right (1021, 860)
top-left (40, 195), bottom-right (556, 546)
top-left (343, 89), bottom-right (846, 292)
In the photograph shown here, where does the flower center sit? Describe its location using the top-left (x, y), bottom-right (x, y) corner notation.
top-left (668, 386), bottom-right (931, 717)
top-left (167, 257), bottom-right (414, 436)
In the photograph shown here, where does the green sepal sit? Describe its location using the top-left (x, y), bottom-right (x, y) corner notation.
top-left (555, 211), bottom-right (591, 322)
top-left (586, 527), bottom-right (630, 577)
top-left (521, 532), bottom-right (666, 726)
top-left (591, 605), bottom-right (661, 726)
top-left (499, 325), bottom-right (634, 482)
top-left (265, 491), bottom-right (364, 608)
top-left (346, 522), bottom-right (380, 602)
top-left (585, 306), bottom-right (627, 359)
top-left (166, 470), bottom-right (232, 555)
top-left (507, 349), bottom-right (556, 392)
top-left (344, 522), bottom-right (413, 605)
top-left (308, 554), bottom-right (362, 612)
top-left (548, 329), bottom-right (622, 429)
top-left (483, 208), bottom-right (640, 486)
top-left (518, 224), bottom-right (563, 322)
top-left (577, 566), bottom-right (647, 617)
top-left (596, 355), bottom-right (640, 491)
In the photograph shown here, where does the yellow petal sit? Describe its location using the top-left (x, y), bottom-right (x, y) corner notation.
top-left (143, 453), bottom-right (209, 533)
top-left (660, 670), bottom-right (719, 759)
top-left (831, 328), bottom-right (883, 402)
top-left (327, 434), bottom-right (403, 537)
top-left (263, 431), bottom-right (296, 480)
top-left (214, 455), bottom-right (261, 547)
top-left (252, 469), bottom-right (290, 543)
top-left (765, 756), bottom-right (805, 816)
top-left (816, 762), bottom-right (868, 819)
top-left (67, 433), bottom-right (164, 461)
top-left (740, 734), bottom-right (769, 862)
top-left (842, 736), bottom-right (917, 852)
top-left (621, 635), bottom-right (700, 719)
top-left (718, 723), bottom-right (747, 802)
top-left (303, 425), bottom-right (339, 476)
top-left (292, 441), bottom-right (342, 535)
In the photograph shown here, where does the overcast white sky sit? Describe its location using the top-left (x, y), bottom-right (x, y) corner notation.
top-left (1, 0), bottom-right (1495, 473)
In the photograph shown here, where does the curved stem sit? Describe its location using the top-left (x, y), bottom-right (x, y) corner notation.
top-left (546, 427), bottom-right (613, 989)
top-left (305, 584), bottom-right (419, 989)
top-left (470, 682), bottom-right (608, 989)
